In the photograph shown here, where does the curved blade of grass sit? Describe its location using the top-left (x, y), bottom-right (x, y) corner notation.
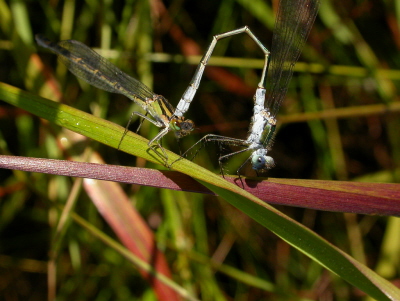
top-left (69, 210), bottom-right (198, 301)
top-left (0, 82), bottom-right (161, 164)
top-left (0, 154), bottom-right (399, 216)
top-left (1, 82), bottom-right (399, 299)
top-left (83, 172), bottom-right (187, 301)
top-left (0, 82), bottom-right (193, 299)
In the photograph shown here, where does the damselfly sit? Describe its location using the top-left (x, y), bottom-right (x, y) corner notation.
top-left (175, 0), bottom-right (320, 176)
top-left (35, 34), bottom-right (194, 163)
top-left (35, 28), bottom-right (269, 164)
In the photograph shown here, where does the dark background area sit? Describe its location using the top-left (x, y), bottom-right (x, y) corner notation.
top-left (0, 0), bottom-right (399, 300)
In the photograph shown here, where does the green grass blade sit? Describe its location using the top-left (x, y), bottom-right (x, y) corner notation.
top-left (1, 82), bottom-right (399, 300)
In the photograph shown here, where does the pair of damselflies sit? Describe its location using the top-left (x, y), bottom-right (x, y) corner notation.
top-left (35, 27), bottom-right (267, 164)
top-left (36, 0), bottom-right (319, 175)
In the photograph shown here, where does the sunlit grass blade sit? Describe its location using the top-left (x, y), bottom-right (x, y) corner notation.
top-left (1, 82), bottom-right (400, 299)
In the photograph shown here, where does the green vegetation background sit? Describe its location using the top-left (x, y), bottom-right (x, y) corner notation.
top-left (0, 0), bottom-right (399, 300)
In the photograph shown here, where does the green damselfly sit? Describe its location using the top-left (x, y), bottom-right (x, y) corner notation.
top-left (36, 34), bottom-right (194, 163)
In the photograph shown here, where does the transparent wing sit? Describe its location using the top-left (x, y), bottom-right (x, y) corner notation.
top-left (266, 0), bottom-right (320, 117)
top-left (35, 35), bottom-right (155, 103)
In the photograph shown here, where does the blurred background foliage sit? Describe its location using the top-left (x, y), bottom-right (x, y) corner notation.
top-left (0, 0), bottom-right (399, 300)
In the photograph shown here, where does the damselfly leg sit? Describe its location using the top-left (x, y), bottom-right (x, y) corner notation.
top-left (36, 26), bottom-right (269, 166)
top-left (172, 0), bottom-right (319, 178)
top-left (36, 34), bottom-right (194, 165)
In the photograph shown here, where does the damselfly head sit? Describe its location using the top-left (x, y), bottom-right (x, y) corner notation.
top-left (170, 117), bottom-right (195, 138)
top-left (251, 149), bottom-right (275, 171)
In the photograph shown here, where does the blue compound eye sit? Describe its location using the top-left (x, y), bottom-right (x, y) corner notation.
top-left (252, 155), bottom-right (265, 170)
top-left (251, 155), bottom-right (275, 170)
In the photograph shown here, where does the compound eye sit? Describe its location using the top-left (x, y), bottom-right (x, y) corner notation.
top-left (265, 156), bottom-right (275, 169)
top-left (251, 155), bottom-right (275, 170)
top-left (251, 155), bottom-right (266, 170)
top-left (181, 120), bottom-right (194, 132)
